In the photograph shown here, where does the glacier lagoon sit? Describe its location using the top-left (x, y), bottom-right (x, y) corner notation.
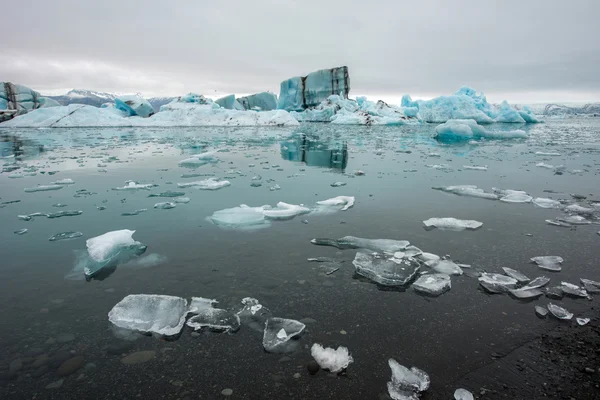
top-left (0, 119), bottom-right (600, 398)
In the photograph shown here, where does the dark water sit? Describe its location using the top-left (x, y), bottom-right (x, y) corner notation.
top-left (0, 120), bottom-right (599, 399)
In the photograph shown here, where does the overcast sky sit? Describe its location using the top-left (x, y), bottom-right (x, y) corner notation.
top-left (1, 0), bottom-right (598, 103)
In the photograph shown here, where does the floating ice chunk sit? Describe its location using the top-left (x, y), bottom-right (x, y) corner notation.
top-left (186, 297), bottom-right (240, 332)
top-left (315, 196), bottom-right (355, 211)
top-left (14, 229), bottom-right (28, 235)
top-left (580, 278), bottom-right (600, 294)
top-left (535, 305), bottom-right (548, 318)
top-left (509, 288), bottom-right (544, 300)
top-left (478, 273), bottom-right (518, 293)
top-left (154, 202), bottom-right (176, 209)
top-left (51, 178), bottom-right (74, 185)
top-left (454, 388), bottom-right (475, 400)
top-left (531, 256), bottom-right (563, 272)
top-left (262, 317), bottom-right (306, 353)
top-left (47, 210), bottom-right (82, 219)
top-left (278, 66), bottom-right (350, 111)
top-left (413, 274), bottom-right (451, 296)
top-left (495, 100), bottom-right (526, 123)
top-left (114, 95), bottom-right (155, 118)
top-left (108, 294), bottom-right (188, 336)
top-left (432, 185), bottom-right (498, 200)
top-left (533, 198), bottom-right (561, 208)
top-left (24, 185), bottom-right (63, 192)
top-left (49, 231), bottom-right (83, 241)
top-left (330, 181), bottom-right (347, 187)
top-left (556, 215), bottom-right (591, 225)
top-left (434, 119), bottom-right (487, 140)
top-left (536, 162), bottom-right (555, 169)
top-left (545, 286), bottom-right (564, 299)
top-left (209, 205), bottom-right (270, 230)
top-left (148, 191), bottom-right (186, 198)
top-left (387, 358), bottom-right (430, 400)
top-left (496, 189), bottom-right (532, 203)
top-left (545, 219), bottom-right (571, 227)
top-left (521, 276), bottom-right (550, 289)
top-left (173, 197), bottom-right (190, 204)
top-left (310, 343), bottom-right (354, 373)
top-left (353, 252), bottom-right (420, 286)
top-left (535, 151), bottom-right (561, 156)
top-left (564, 204), bottom-right (594, 215)
top-left (311, 236), bottom-right (409, 253)
top-left (416, 252), bottom-right (440, 263)
top-left (547, 303), bottom-right (573, 320)
top-left (560, 282), bottom-right (588, 298)
top-left (121, 208), bottom-right (147, 216)
top-left (427, 260), bottom-right (463, 276)
top-left (262, 202), bottom-right (310, 220)
top-left (113, 181), bottom-right (156, 191)
top-left (502, 267), bottom-right (530, 284)
top-left (177, 178), bottom-right (230, 190)
top-left (423, 217), bottom-right (482, 231)
top-left (577, 318), bottom-right (590, 326)
top-left (463, 165), bottom-right (487, 171)
top-left (86, 229), bottom-right (138, 262)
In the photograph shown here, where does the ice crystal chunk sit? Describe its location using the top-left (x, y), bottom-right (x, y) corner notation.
top-left (24, 184), bottom-right (64, 192)
top-left (547, 303), bottom-right (573, 320)
top-left (423, 217), bottom-right (482, 231)
top-left (186, 297), bottom-right (240, 332)
top-left (478, 273), bottom-right (518, 293)
top-left (310, 343), bottom-right (354, 373)
top-left (533, 198), bottom-right (561, 208)
top-left (315, 195), bottom-right (355, 211)
top-left (412, 274), bottom-right (451, 296)
top-left (577, 318), bottom-right (590, 326)
top-left (560, 282), bottom-right (588, 298)
top-left (509, 288), bottom-right (543, 300)
top-left (262, 317), bottom-right (306, 353)
top-left (311, 236), bottom-right (409, 253)
top-left (502, 267), bottom-right (530, 284)
top-left (521, 276), bottom-right (550, 290)
top-left (531, 256), bottom-right (563, 272)
top-left (387, 358), bottom-right (430, 400)
top-left (353, 252), bottom-right (420, 287)
top-left (49, 231), bottom-right (83, 241)
top-left (154, 202), bottom-right (176, 209)
top-left (177, 178), bottom-right (230, 190)
top-left (432, 185), bottom-right (498, 200)
top-left (426, 260), bottom-right (463, 276)
top-left (454, 388), bottom-right (475, 400)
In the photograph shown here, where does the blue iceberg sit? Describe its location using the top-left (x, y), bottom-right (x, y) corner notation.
top-left (278, 66), bottom-right (350, 111)
top-left (237, 92), bottom-right (278, 111)
top-left (1, 82), bottom-right (59, 121)
top-left (114, 95), bottom-right (155, 117)
top-left (215, 94), bottom-right (244, 110)
top-left (434, 119), bottom-right (528, 142)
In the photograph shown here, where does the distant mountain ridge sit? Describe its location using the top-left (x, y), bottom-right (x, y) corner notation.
top-left (47, 89), bottom-right (177, 111)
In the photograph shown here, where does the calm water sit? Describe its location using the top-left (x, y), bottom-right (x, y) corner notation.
top-left (0, 120), bottom-right (599, 399)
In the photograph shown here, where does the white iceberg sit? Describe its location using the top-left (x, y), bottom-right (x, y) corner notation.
top-left (112, 181), bottom-right (156, 191)
top-left (423, 217), bottom-right (482, 231)
top-left (108, 294), bottom-right (188, 336)
top-left (533, 198), bottom-right (561, 208)
top-left (86, 229), bottom-right (139, 263)
top-left (310, 343), bottom-right (354, 373)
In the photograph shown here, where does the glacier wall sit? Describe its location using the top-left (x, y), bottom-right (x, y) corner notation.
top-left (278, 66), bottom-right (350, 111)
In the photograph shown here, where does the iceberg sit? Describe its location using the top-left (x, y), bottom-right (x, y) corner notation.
top-left (214, 94), bottom-right (244, 110)
top-left (86, 229), bottom-right (139, 263)
top-left (114, 95), bottom-right (155, 118)
top-left (108, 294), bottom-right (188, 336)
top-left (412, 273), bottom-right (451, 296)
top-left (310, 343), bottom-right (354, 373)
top-left (237, 92), bottom-right (278, 111)
top-left (352, 252), bottom-right (420, 287)
top-left (262, 317), bottom-right (306, 353)
top-left (278, 66), bottom-right (350, 111)
top-left (434, 119), bottom-right (528, 142)
top-left (422, 217), bottom-right (482, 231)
top-left (311, 236), bottom-right (410, 253)
top-left (1, 82), bottom-right (59, 122)
top-left (387, 359), bottom-right (430, 400)
top-left (186, 297), bottom-right (240, 332)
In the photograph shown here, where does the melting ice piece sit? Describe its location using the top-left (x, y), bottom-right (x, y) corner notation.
top-left (177, 178), bottom-right (231, 190)
top-left (535, 151), bottom-right (561, 156)
top-left (311, 236), bottom-right (409, 253)
top-left (108, 294), bottom-right (188, 336)
top-left (51, 178), bottom-right (75, 185)
top-left (186, 297), bottom-right (240, 332)
top-left (49, 231), bottom-right (83, 241)
top-left (580, 278), bottom-right (600, 294)
top-left (478, 273), bottom-right (518, 293)
top-left (209, 205), bottom-right (270, 230)
top-left (423, 217), bottom-right (482, 231)
top-left (577, 318), bottom-right (590, 326)
top-left (387, 358), bottom-right (430, 400)
top-left (413, 274), bottom-right (451, 296)
top-left (564, 204), bottom-right (595, 216)
top-left (121, 208), bottom-right (148, 216)
top-left (262, 317), bottom-right (306, 353)
top-left (496, 189), bottom-right (533, 203)
top-left (417, 252), bottom-right (440, 263)
top-left (536, 162), bottom-right (555, 169)
top-left (403, 246), bottom-right (423, 258)
top-left (547, 303), bottom-right (573, 320)
top-left (463, 165), bottom-right (487, 171)
top-left (560, 282), bottom-right (588, 298)
top-left (353, 252), bottom-right (420, 286)
top-left (310, 343), bottom-right (354, 373)
top-left (47, 210), bottom-right (82, 218)
top-left (177, 151), bottom-right (220, 167)
top-left (86, 229), bottom-right (139, 262)
top-left (112, 181), bottom-right (156, 191)
top-left (531, 256), bottom-right (563, 272)
top-left (148, 191), bottom-right (186, 198)
top-left (502, 267), bottom-right (530, 284)
top-left (509, 288), bottom-right (544, 300)
top-left (545, 219), bottom-right (572, 228)
top-left (174, 197), bottom-right (190, 204)
top-left (330, 182), bottom-right (347, 187)
top-left (24, 185), bottom-right (64, 193)
top-left (262, 202), bottom-right (310, 220)
top-left (557, 215), bottom-right (591, 225)
top-left (237, 297), bottom-right (272, 331)
top-left (454, 388), bottom-right (475, 400)
top-left (315, 196), bottom-right (355, 211)
top-left (535, 306), bottom-right (548, 318)
top-left (521, 276), bottom-right (550, 290)
top-left (545, 286), bottom-right (564, 299)
top-left (14, 229), bottom-right (28, 235)
top-left (154, 202), bottom-right (176, 209)
top-left (426, 260), bottom-right (463, 276)
top-left (432, 185), bottom-right (498, 200)
top-left (533, 198), bottom-right (561, 209)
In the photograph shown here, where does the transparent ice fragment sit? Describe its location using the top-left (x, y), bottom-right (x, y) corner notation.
top-left (108, 294), bottom-right (188, 336)
top-left (47, 210), bottom-right (82, 218)
top-left (530, 256), bottom-right (563, 272)
top-left (478, 273), bottom-right (518, 293)
top-left (412, 274), bottom-right (451, 296)
top-left (502, 267), bottom-right (530, 284)
top-left (423, 217), bottom-right (483, 231)
top-left (387, 358), bottom-right (430, 400)
top-left (262, 317), bottom-right (305, 353)
top-left (330, 182), bottom-right (347, 187)
top-left (49, 231), bottom-right (83, 241)
top-left (580, 278), bottom-right (600, 294)
top-left (454, 388), bottom-right (474, 400)
top-left (310, 343), bottom-right (353, 373)
top-left (416, 252), bottom-right (440, 263)
top-left (560, 282), bottom-right (588, 298)
top-left (86, 229), bottom-right (139, 263)
top-left (557, 215), bottom-right (591, 225)
top-left (547, 303), bottom-right (573, 320)
top-left (353, 252), bottom-right (420, 287)
top-left (533, 198), bottom-right (561, 209)
top-left (51, 178), bottom-right (75, 185)
top-left (521, 276), bottom-right (550, 290)
top-left (174, 197), bottom-right (190, 204)
top-left (186, 297), bottom-right (240, 332)
top-left (535, 306), bottom-right (548, 318)
top-left (509, 288), bottom-right (543, 300)
top-left (121, 209), bottom-right (147, 216)
top-left (262, 202), bottom-right (310, 220)
top-left (311, 236), bottom-right (409, 253)
top-left (237, 297), bottom-right (272, 331)
top-left (426, 260), bottom-right (463, 276)
top-left (576, 318), bottom-right (590, 326)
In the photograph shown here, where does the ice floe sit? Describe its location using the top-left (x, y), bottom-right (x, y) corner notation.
top-left (186, 297), bottom-right (240, 332)
top-left (434, 119), bottom-right (527, 142)
top-left (310, 344), bottom-right (354, 373)
top-left (24, 184), bottom-right (64, 193)
top-left (49, 231), bottom-right (83, 242)
top-left (502, 268), bottom-right (530, 284)
top-left (422, 217), bottom-right (482, 231)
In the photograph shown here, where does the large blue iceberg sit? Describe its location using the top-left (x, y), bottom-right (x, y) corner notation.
top-left (278, 66), bottom-right (350, 111)
top-left (403, 86), bottom-right (542, 124)
top-left (215, 94), bottom-right (244, 110)
top-left (1, 82), bottom-right (59, 122)
top-left (114, 95), bottom-right (155, 118)
top-left (237, 92), bottom-right (278, 111)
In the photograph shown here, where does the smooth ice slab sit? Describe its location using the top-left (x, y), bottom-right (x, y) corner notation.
top-left (531, 256), bottom-right (563, 272)
top-left (154, 202), bottom-right (176, 209)
top-left (564, 204), bottom-right (594, 215)
top-left (108, 294), bottom-right (188, 336)
top-left (208, 205), bottom-right (270, 230)
top-left (262, 317), bottom-right (306, 353)
top-left (24, 184), bottom-right (63, 192)
top-left (310, 343), bottom-right (354, 373)
top-left (426, 260), bottom-right (463, 276)
top-left (311, 236), bottom-right (409, 253)
top-left (478, 273), bottom-right (518, 293)
top-left (177, 178), bottom-right (230, 190)
top-left (496, 189), bottom-right (532, 203)
top-left (547, 303), bottom-right (573, 320)
top-left (432, 185), bottom-right (498, 200)
top-left (533, 198), bottom-right (561, 208)
top-left (387, 358), bottom-right (430, 400)
top-left (423, 217), bottom-right (482, 231)
top-left (502, 267), bottom-right (530, 284)
top-left (535, 306), bottom-right (549, 318)
top-left (560, 282), bottom-right (588, 298)
top-left (412, 274), bottom-right (451, 296)
top-left (509, 288), bottom-right (544, 300)
top-left (186, 297), bottom-right (240, 332)
top-left (521, 276), bottom-right (550, 290)
top-left (315, 196), bottom-right (355, 211)
top-left (86, 229), bottom-right (138, 262)
top-left (353, 252), bottom-right (420, 287)
top-left (577, 318), bottom-right (590, 326)
top-left (580, 278), bottom-right (600, 294)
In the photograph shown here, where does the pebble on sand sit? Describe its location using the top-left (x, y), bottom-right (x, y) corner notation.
top-left (221, 388), bottom-right (233, 396)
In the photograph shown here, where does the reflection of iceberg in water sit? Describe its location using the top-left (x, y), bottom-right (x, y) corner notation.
top-left (0, 134), bottom-right (45, 160)
top-left (280, 133), bottom-right (348, 170)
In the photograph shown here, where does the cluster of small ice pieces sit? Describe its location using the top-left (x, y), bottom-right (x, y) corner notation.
top-left (208, 196), bottom-right (354, 230)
